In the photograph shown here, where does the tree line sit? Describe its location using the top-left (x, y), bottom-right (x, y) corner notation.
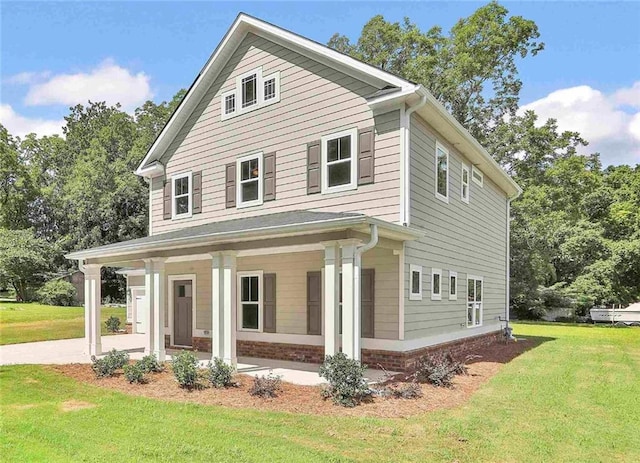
top-left (1, 2), bottom-right (638, 316)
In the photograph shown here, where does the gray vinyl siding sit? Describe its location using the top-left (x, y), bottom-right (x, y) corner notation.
top-left (151, 33), bottom-right (401, 234)
top-left (404, 113), bottom-right (508, 340)
top-left (162, 247), bottom-right (399, 339)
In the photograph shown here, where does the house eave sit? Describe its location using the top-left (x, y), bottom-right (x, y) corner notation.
top-left (65, 216), bottom-right (424, 262)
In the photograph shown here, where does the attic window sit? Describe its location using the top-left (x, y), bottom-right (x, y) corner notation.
top-left (221, 68), bottom-right (280, 121)
top-left (224, 94), bottom-right (235, 115)
top-left (472, 167), bottom-right (484, 187)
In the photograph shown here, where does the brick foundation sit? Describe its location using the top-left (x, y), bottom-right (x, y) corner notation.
top-left (176, 331), bottom-right (501, 371)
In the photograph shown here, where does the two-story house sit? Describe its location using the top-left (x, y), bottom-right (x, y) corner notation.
top-left (66, 14), bottom-right (521, 371)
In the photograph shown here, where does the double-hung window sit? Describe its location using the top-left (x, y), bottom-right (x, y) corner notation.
top-left (239, 273), bottom-right (262, 331)
top-left (467, 276), bottom-right (483, 327)
top-left (172, 172), bottom-right (192, 219)
top-left (409, 265), bottom-right (422, 300)
top-left (461, 164), bottom-right (470, 203)
top-left (435, 142), bottom-right (449, 202)
top-left (449, 271), bottom-right (458, 300)
top-left (321, 128), bottom-right (358, 193)
top-left (236, 152), bottom-right (263, 208)
top-left (431, 268), bottom-right (442, 301)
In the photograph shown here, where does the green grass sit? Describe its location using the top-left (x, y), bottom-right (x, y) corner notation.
top-left (0, 301), bottom-right (126, 345)
top-left (1, 323), bottom-right (639, 462)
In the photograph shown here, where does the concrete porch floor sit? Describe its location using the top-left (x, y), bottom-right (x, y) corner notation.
top-left (0, 334), bottom-right (392, 386)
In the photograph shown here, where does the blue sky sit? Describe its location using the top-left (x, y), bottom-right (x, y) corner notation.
top-left (2, 1), bottom-right (639, 165)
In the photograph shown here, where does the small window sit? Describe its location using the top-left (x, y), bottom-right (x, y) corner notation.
top-left (321, 128), bottom-right (358, 194)
top-left (461, 165), bottom-right (470, 203)
top-left (472, 166), bottom-right (484, 187)
top-left (239, 274), bottom-right (261, 331)
top-left (431, 268), bottom-right (442, 301)
top-left (264, 77), bottom-right (276, 100)
top-left (467, 276), bottom-right (483, 327)
top-left (409, 265), bottom-right (422, 301)
top-left (241, 73), bottom-right (257, 108)
top-left (224, 93), bottom-right (235, 115)
top-left (236, 152), bottom-right (263, 208)
top-left (172, 172), bottom-right (192, 219)
top-left (449, 271), bottom-right (458, 300)
top-left (435, 142), bottom-right (449, 202)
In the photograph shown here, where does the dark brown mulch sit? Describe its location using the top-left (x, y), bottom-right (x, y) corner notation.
top-left (51, 338), bottom-right (536, 418)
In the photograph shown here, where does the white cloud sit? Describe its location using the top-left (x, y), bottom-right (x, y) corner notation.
top-left (520, 82), bottom-right (640, 166)
top-left (24, 59), bottom-right (153, 111)
top-left (0, 104), bottom-right (64, 138)
top-left (3, 71), bottom-right (52, 85)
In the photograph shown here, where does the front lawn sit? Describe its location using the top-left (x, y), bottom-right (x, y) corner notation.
top-left (0, 302), bottom-right (126, 345)
top-left (1, 323), bottom-right (638, 462)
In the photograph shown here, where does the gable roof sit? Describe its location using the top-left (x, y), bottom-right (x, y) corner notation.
top-left (135, 13), bottom-right (521, 198)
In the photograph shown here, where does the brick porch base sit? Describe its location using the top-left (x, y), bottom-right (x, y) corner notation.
top-left (172, 331), bottom-right (501, 371)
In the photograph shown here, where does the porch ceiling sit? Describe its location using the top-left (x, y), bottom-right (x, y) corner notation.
top-left (66, 210), bottom-right (424, 264)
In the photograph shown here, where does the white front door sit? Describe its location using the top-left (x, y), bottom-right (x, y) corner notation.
top-left (134, 292), bottom-right (146, 334)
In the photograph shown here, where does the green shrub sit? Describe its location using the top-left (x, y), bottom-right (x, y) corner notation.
top-left (123, 362), bottom-right (147, 384)
top-left (207, 357), bottom-right (236, 388)
top-left (90, 349), bottom-right (129, 378)
top-left (249, 371), bottom-right (282, 398)
top-left (171, 350), bottom-right (200, 389)
top-left (37, 279), bottom-right (77, 306)
top-left (105, 316), bottom-right (121, 333)
top-left (139, 354), bottom-right (164, 373)
top-left (413, 352), bottom-right (468, 388)
top-left (319, 353), bottom-right (370, 407)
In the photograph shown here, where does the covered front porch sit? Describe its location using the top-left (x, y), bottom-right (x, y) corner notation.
top-left (66, 211), bottom-right (423, 370)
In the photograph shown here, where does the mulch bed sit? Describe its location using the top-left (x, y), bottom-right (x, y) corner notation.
top-left (51, 338), bottom-right (537, 418)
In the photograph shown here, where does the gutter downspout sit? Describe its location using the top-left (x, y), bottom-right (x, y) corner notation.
top-left (353, 224), bottom-right (378, 360)
top-left (400, 88), bottom-right (427, 226)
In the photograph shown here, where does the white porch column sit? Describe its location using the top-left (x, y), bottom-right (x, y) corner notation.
top-left (210, 251), bottom-right (237, 366)
top-left (144, 258), bottom-right (166, 361)
top-left (322, 242), bottom-right (340, 357)
top-left (223, 252), bottom-right (237, 366)
top-left (339, 239), bottom-right (361, 360)
top-left (82, 264), bottom-right (102, 357)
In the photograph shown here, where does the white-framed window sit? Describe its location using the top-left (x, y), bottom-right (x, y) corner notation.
top-left (431, 268), bottom-right (442, 301)
top-left (467, 275), bottom-right (483, 327)
top-left (223, 91), bottom-right (235, 116)
top-left (238, 271), bottom-right (263, 332)
top-left (472, 166), bottom-right (484, 187)
top-left (171, 171), bottom-right (192, 219)
top-left (435, 142), bottom-right (449, 203)
top-left (221, 67), bottom-right (280, 121)
top-left (449, 271), bottom-right (458, 300)
top-left (321, 128), bottom-right (358, 194)
top-left (241, 72), bottom-right (257, 108)
top-left (461, 164), bottom-right (470, 203)
top-left (409, 264), bottom-right (422, 301)
top-left (263, 72), bottom-right (280, 102)
top-left (236, 152), bottom-right (263, 208)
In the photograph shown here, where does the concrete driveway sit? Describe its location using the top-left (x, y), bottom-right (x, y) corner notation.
top-left (0, 334), bottom-right (147, 366)
top-left (0, 334), bottom-right (391, 385)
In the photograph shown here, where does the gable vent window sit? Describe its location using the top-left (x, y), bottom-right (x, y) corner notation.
top-left (264, 77), bottom-right (276, 101)
top-left (241, 74), bottom-right (257, 108)
top-left (221, 68), bottom-right (280, 121)
top-left (236, 152), bottom-right (263, 208)
top-left (224, 93), bottom-right (235, 115)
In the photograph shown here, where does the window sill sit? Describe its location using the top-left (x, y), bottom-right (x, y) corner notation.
top-left (236, 199), bottom-right (264, 209)
top-left (409, 293), bottom-right (422, 301)
top-left (449, 295), bottom-right (458, 301)
top-left (435, 193), bottom-right (449, 204)
top-left (322, 183), bottom-right (357, 195)
top-left (431, 294), bottom-right (442, 301)
top-left (238, 328), bottom-right (262, 333)
top-left (466, 323), bottom-right (483, 329)
top-left (172, 212), bottom-right (192, 220)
